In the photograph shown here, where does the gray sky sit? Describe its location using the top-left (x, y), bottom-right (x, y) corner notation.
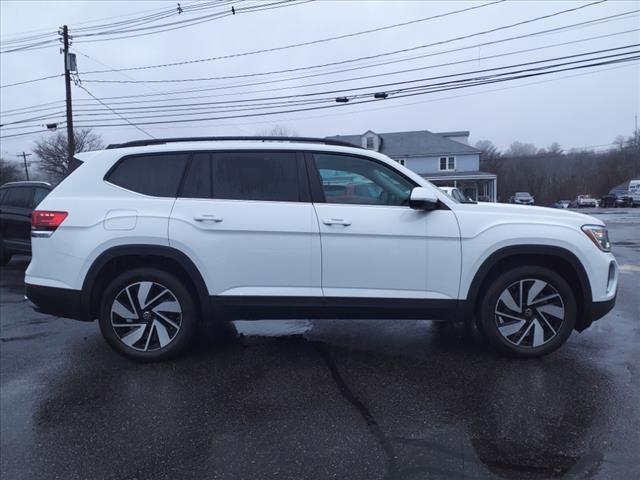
top-left (1, 0), bottom-right (639, 163)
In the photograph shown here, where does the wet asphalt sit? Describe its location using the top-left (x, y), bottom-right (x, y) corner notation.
top-left (1, 209), bottom-right (639, 480)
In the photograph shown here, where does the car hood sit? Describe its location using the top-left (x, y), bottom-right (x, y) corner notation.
top-left (453, 202), bottom-right (604, 229)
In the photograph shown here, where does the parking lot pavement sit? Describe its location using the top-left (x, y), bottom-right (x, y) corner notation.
top-left (1, 214), bottom-right (639, 480)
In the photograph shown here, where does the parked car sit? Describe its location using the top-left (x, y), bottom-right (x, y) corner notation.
top-left (549, 200), bottom-right (570, 209)
top-left (571, 195), bottom-right (598, 208)
top-left (438, 186), bottom-right (468, 203)
top-left (600, 190), bottom-right (632, 208)
top-left (631, 191), bottom-right (640, 207)
top-left (25, 137), bottom-right (617, 361)
top-left (0, 181), bottom-right (52, 265)
top-left (511, 192), bottom-right (535, 205)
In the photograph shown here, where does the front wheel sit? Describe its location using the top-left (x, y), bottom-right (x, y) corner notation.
top-left (99, 268), bottom-right (198, 361)
top-left (478, 266), bottom-right (576, 358)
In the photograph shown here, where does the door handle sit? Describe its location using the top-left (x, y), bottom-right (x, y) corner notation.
top-left (194, 214), bottom-right (223, 223)
top-left (322, 218), bottom-right (351, 226)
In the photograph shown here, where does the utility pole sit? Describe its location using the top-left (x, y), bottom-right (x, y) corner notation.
top-left (62, 25), bottom-right (75, 164)
top-left (17, 152), bottom-right (32, 181)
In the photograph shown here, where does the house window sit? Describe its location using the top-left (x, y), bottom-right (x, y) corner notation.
top-left (365, 137), bottom-right (375, 149)
top-left (439, 156), bottom-right (455, 171)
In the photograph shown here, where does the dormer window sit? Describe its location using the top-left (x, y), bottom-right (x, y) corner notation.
top-left (361, 131), bottom-right (379, 150)
top-left (366, 137), bottom-right (374, 149)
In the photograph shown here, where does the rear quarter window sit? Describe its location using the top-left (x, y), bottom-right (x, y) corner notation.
top-left (106, 153), bottom-right (189, 197)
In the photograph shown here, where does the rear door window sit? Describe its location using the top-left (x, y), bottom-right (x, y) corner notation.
top-left (211, 151), bottom-right (300, 202)
top-left (180, 153), bottom-right (212, 199)
top-left (107, 153), bottom-right (189, 197)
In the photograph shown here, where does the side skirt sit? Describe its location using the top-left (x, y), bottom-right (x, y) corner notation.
top-left (211, 296), bottom-right (463, 321)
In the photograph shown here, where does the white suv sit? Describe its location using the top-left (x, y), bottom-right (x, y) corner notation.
top-left (25, 137), bottom-right (618, 361)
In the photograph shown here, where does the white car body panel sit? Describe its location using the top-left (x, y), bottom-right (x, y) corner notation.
top-left (25, 141), bottom-right (617, 320)
top-left (169, 198), bottom-right (322, 296)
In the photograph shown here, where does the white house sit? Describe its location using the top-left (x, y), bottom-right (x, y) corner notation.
top-left (327, 129), bottom-right (497, 202)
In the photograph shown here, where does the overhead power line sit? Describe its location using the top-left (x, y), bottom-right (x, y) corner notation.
top-left (80, 0), bottom-right (607, 77)
top-left (0, 0), bottom-right (308, 54)
top-left (72, 0), bottom-right (314, 44)
top-left (0, 74), bottom-right (64, 89)
top-left (62, 53), bottom-right (638, 128)
top-left (67, 44), bottom-right (639, 117)
top-left (76, 9), bottom-right (639, 103)
top-left (79, 0), bottom-right (504, 74)
top-left (73, 28), bottom-right (640, 109)
top-left (75, 84), bottom-right (156, 139)
top-left (68, 56), bottom-right (639, 129)
top-left (4, 19), bottom-right (635, 120)
top-left (3, 57), bottom-right (638, 137)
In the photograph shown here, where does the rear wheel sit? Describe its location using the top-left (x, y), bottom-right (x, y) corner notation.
top-left (99, 268), bottom-right (197, 361)
top-left (479, 266), bottom-right (576, 358)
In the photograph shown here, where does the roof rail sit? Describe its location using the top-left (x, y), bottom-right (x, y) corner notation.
top-left (105, 136), bottom-right (361, 150)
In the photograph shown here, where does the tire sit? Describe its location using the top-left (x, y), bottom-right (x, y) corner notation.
top-left (99, 268), bottom-right (198, 361)
top-left (478, 266), bottom-right (576, 358)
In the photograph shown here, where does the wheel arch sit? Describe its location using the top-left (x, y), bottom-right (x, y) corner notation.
top-left (464, 245), bottom-right (593, 332)
top-left (81, 245), bottom-right (211, 322)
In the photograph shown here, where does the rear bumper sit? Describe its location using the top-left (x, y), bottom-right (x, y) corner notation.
top-left (25, 283), bottom-right (89, 321)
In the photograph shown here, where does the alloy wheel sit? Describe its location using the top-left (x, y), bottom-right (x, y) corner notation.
top-left (494, 278), bottom-right (565, 348)
top-left (110, 281), bottom-right (182, 352)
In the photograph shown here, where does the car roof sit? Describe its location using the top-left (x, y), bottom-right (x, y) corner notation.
top-left (0, 181), bottom-right (52, 189)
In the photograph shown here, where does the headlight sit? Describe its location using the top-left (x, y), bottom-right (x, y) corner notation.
top-left (582, 225), bottom-right (611, 252)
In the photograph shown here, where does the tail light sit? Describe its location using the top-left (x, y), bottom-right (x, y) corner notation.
top-left (31, 211), bottom-right (68, 237)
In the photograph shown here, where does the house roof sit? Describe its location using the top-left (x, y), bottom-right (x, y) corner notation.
top-left (326, 130), bottom-right (481, 156)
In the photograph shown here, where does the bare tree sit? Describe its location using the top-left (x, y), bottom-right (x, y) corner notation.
top-left (0, 158), bottom-right (23, 184)
top-left (33, 128), bottom-right (104, 182)
top-left (475, 140), bottom-right (502, 172)
top-left (256, 125), bottom-right (298, 137)
top-left (625, 129), bottom-right (640, 152)
top-left (613, 135), bottom-right (626, 150)
top-left (547, 142), bottom-right (563, 155)
top-left (505, 141), bottom-right (538, 157)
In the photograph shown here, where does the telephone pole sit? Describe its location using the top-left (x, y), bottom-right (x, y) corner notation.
top-left (17, 152), bottom-right (32, 181)
top-left (62, 25), bottom-right (75, 164)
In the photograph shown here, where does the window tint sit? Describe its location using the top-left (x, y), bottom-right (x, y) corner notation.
top-left (107, 154), bottom-right (188, 197)
top-left (313, 154), bottom-right (414, 206)
top-left (211, 152), bottom-right (299, 202)
top-left (181, 153), bottom-right (212, 199)
top-left (3, 187), bottom-right (34, 208)
top-left (33, 188), bottom-right (49, 207)
top-left (0, 189), bottom-right (7, 205)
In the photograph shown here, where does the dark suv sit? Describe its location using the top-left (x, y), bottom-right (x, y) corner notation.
top-left (0, 181), bottom-right (52, 265)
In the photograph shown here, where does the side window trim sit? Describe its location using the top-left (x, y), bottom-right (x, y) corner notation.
top-left (305, 150), bottom-right (418, 205)
top-left (304, 151), bottom-right (326, 203)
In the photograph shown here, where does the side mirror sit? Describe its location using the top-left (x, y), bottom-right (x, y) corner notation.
top-left (409, 187), bottom-right (438, 210)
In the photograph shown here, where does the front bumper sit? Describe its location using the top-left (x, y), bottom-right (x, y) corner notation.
top-left (588, 295), bottom-right (616, 322)
top-left (25, 283), bottom-right (88, 321)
